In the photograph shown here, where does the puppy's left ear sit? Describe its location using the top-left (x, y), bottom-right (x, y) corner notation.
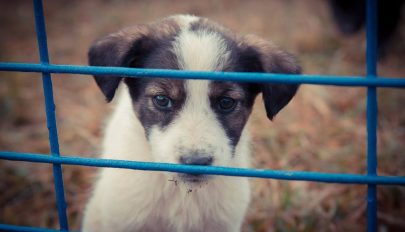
top-left (88, 25), bottom-right (157, 102)
top-left (238, 35), bottom-right (301, 120)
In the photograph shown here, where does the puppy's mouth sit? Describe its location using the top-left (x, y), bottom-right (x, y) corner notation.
top-left (178, 173), bottom-right (210, 183)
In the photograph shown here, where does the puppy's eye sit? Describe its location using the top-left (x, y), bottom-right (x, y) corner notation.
top-left (217, 97), bottom-right (237, 113)
top-left (153, 95), bottom-right (173, 110)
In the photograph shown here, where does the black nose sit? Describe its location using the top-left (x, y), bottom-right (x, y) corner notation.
top-left (179, 155), bottom-right (213, 166)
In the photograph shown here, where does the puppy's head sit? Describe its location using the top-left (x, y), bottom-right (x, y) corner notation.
top-left (89, 15), bottom-right (300, 183)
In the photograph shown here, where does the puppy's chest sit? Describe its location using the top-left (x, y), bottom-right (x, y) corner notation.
top-left (138, 183), bottom-right (229, 232)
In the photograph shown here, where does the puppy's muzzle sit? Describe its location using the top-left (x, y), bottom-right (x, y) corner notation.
top-left (178, 153), bottom-right (213, 182)
top-left (179, 154), bottom-right (213, 166)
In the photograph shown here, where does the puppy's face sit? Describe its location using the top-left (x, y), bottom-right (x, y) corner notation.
top-left (127, 79), bottom-right (257, 174)
top-left (89, 15), bottom-right (301, 183)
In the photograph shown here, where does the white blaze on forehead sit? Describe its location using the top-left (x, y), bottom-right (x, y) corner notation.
top-left (173, 29), bottom-right (230, 71)
top-left (175, 80), bottom-right (215, 133)
top-left (184, 80), bottom-right (211, 114)
top-left (173, 79), bottom-right (231, 162)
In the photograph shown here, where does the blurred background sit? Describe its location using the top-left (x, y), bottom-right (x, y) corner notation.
top-left (0, 0), bottom-right (404, 231)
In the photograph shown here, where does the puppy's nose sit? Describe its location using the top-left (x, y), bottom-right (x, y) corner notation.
top-left (179, 155), bottom-right (213, 166)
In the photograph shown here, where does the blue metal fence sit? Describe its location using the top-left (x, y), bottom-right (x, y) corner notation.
top-left (0, 0), bottom-right (404, 231)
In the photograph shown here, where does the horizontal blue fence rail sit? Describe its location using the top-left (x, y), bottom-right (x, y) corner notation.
top-left (1, 0), bottom-right (404, 231)
top-left (1, 151), bottom-right (405, 185)
top-left (1, 62), bottom-right (405, 87)
top-left (0, 224), bottom-right (67, 232)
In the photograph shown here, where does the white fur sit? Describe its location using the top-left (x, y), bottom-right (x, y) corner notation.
top-left (82, 87), bottom-right (251, 232)
top-left (169, 14), bottom-right (199, 28)
top-left (83, 15), bottom-right (251, 232)
top-left (173, 29), bottom-right (230, 71)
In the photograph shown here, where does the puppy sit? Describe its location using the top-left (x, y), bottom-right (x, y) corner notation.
top-left (82, 15), bottom-right (300, 232)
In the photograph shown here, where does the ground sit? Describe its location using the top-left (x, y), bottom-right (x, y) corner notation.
top-left (0, 0), bottom-right (404, 231)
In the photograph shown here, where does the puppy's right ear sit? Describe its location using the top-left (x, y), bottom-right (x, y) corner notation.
top-left (88, 25), bottom-right (155, 102)
top-left (237, 35), bottom-right (301, 120)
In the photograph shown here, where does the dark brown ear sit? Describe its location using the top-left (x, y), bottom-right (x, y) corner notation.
top-left (238, 35), bottom-right (301, 120)
top-left (88, 25), bottom-right (151, 102)
top-left (89, 18), bottom-right (180, 102)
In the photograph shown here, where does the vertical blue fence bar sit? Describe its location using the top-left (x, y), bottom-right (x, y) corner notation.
top-left (366, 0), bottom-right (378, 231)
top-left (33, 0), bottom-right (69, 230)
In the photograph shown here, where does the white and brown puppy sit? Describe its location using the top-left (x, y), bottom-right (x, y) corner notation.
top-left (83, 15), bottom-right (300, 232)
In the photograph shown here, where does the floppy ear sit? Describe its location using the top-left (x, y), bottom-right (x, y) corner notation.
top-left (238, 35), bottom-right (301, 120)
top-left (88, 25), bottom-right (158, 102)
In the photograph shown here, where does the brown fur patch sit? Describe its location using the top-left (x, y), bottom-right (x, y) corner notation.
top-left (209, 81), bottom-right (247, 100)
top-left (89, 16), bottom-right (182, 101)
top-left (209, 81), bottom-right (259, 147)
top-left (143, 79), bottom-right (186, 101)
top-left (126, 78), bottom-right (186, 136)
top-left (237, 34), bottom-right (301, 74)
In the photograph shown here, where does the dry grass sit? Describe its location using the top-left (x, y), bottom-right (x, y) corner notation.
top-left (0, 0), bottom-right (404, 231)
